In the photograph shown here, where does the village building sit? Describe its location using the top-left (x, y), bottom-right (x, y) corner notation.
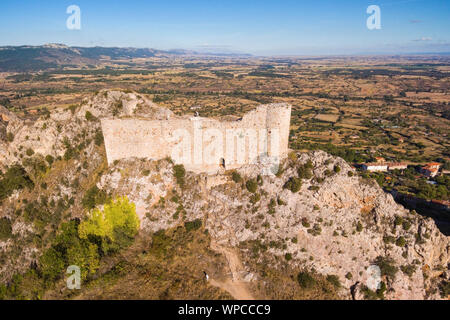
top-left (387, 162), bottom-right (408, 170)
top-left (420, 162), bottom-right (441, 178)
top-left (362, 163), bottom-right (388, 172)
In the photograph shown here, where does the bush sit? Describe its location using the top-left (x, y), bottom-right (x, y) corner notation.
top-left (374, 256), bottom-right (398, 279)
top-left (0, 217), bottom-right (12, 240)
top-left (396, 236), bottom-right (406, 247)
top-left (0, 165), bottom-right (34, 202)
top-left (94, 131), bottom-right (104, 146)
top-left (283, 177), bottom-right (302, 193)
top-left (347, 171), bottom-right (354, 177)
top-left (6, 132), bottom-right (14, 142)
top-left (284, 253), bottom-right (292, 261)
top-left (250, 193), bottom-right (261, 204)
top-left (326, 275), bottom-right (341, 288)
top-left (394, 216), bottom-right (403, 226)
top-left (184, 219), bottom-right (202, 232)
top-left (439, 280), bottom-right (450, 298)
top-left (345, 272), bottom-right (353, 280)
top-left (383, 235), bottom-right (395, 244)
top-left (231, 171), bottom-right (242, 183)
top-left (26, 148), bottom-right (35, 157)
top-left (400, 264), bottom-right (416, 277)
top-left (297, 271), bottom-right (316, 289)
top-left (334, 165), bottom-right (341, 173)
top-left (298, 165), bottom-right (313, 179)
top-left (82, 186), bottom-right (108, 210)
top-left (45, 155), bottom-right (54, 166)
top-left (246, 179), bottom-right (258, 193)
top-left (356, 221), bottom-right (363, 232)
top-left (173, 165), bottom-right (186, 187)
top-left (402, 220), bottom-right (411, 231)
top-left (85, 111), bottom-right (96, 121)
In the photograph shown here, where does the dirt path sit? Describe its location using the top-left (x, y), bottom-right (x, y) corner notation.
top-left (209, 241), bottom-right (255, 300)
top-left (203, 184), bottom-right (255, 300)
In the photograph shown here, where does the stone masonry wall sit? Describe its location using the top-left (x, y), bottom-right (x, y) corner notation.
top-left (101, 103), bottom-right (291, 174)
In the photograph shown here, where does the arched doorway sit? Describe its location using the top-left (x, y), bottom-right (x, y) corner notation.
top-left (219, 158), bottom-right (226, 169)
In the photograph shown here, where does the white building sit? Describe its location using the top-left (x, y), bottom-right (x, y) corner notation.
top-left (362, 163), bottom-right (388, 172)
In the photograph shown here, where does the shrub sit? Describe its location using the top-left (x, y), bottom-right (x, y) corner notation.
top-left (297, 271), bottom-right (316, 289)
top-left (383, 235), bottom-right (395, 244)
top-left (374, 256), bottom-right (398, 279)
top-left (173, 165), bottom-right (186, 187)
top-left (231, 171), bottom-right (242, 183)
top-left (326, 275), bottom-right (341, 288)
top-left (246, 179), bottom-right (258, 193)
top-left (334, 165), bottom-right (341, 173)
top-left (356, 221), bottom-right (363, 232)
top-left (298, 165), bottom-right (313, 179)
top-left (400, 264), bottom-right (416, 277)
top-left (283, 177), bottom-right (302, 193)
top-left (345, 272), bottom-right (353, 280)
top-left (94, 131), bottom-right (104, 146)
top-left (85, 111), bottom-right (96, 121)
top-left (0, 217), bottom-right (12, 240)
top-left (82, 186), bottom-right (108, 210)
top-left (185, 219), bottom-right (202, 232)
top-left (6, 132), bottom-right (14, 142)
top-left (402, 220), bottom-right (411, 231)
top-left (26, 148), bottom-right (35, 157)
top-left (250, 193), bottom-right (261, 204)
top-left (347, 171), bottom-right (354, 177)
top-left (45, 155), bottom-right (54, 166)
top-left (68, 104), bottom-right (78, 114)
top-left (0, 165), bottom-right (34, 202)
top-left (439, 280), bottom-right (450, 298)
top-left (394, 216), bottom-right (403, 226)
top-left (284, 253), bottom-right (292, 261)
top-left (288, 152), bottom-right (298, 162)
top-left (396, 236), bottom-right (406, 247)
top-left (301, 218), bottom-right (310, 228)
top-left (362, 282), bottom-right (386, 300)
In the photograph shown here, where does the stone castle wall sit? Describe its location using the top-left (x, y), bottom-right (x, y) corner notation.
top-left (101, 103), bottom-right (291, 174)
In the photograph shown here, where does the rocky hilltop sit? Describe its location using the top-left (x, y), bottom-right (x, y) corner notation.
top-left (0, 90), bottom-right (448, 300)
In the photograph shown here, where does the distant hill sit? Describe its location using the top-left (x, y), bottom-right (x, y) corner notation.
top-left (0, 44), bottom-right (251, 72)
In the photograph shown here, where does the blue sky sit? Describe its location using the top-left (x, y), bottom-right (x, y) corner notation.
top-left (0, 0), bottom-right (449, 55)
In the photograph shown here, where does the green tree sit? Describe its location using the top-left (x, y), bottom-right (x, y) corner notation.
top-left (39, 248), bottom-right (65, 281)
top-left (246, 179), bottom-right (258, 193)
top-left (0, 217), bottom-right (12, 240)
top-left (79, 197), bottom-right (140, 254)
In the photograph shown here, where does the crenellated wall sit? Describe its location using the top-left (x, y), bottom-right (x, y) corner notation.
top-left (101, 103), bottom-right (291, 174)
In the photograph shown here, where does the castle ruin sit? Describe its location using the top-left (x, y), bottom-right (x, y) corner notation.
top-left (101, 103), bottom-right (292, 174)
